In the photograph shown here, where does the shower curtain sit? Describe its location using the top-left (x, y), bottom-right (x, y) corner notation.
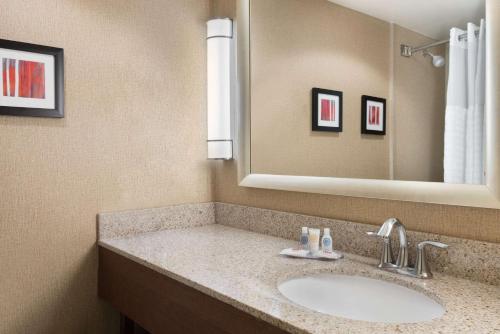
top-left (443, 19), bottom-right (486, 184)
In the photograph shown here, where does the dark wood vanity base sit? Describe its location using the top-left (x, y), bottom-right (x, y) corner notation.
top-left (98, 247), bottom-right (289, 334)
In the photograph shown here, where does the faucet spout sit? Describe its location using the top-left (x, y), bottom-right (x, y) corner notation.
top-left (377, 218), bottom-right (408, 243)
top-left (376, 218), bottom-right (408, 268)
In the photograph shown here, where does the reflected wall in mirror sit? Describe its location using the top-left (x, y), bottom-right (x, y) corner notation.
top-left (250, 0), bottom-right (486, 184)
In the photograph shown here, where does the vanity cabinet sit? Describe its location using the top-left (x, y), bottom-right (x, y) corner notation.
top-left (98, 247), bottom-right (289, 334)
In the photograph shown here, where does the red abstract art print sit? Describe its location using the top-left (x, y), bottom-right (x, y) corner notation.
top-left (2, 58), bottom-right (45, 99)
top-left (368, 105), bottom-right (380, 125)
top-left (321, 99), bottom-right (336, 122)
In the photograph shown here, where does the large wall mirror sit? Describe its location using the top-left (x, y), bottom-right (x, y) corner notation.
top-left (236, 0), bottom-right (500, 209)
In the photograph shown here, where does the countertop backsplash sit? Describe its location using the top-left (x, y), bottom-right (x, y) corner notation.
top-left (97, 202), bottom-right (500, 285)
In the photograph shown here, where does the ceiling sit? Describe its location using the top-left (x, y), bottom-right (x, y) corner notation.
top-left (328, 0), bottom-right (485, 40)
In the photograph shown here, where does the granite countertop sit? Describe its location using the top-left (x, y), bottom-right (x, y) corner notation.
top-left (98, 224), bottom-right (500, 334)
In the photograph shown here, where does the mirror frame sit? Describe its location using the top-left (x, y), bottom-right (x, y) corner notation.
top-left (235, 0), bottom-right (500, 209)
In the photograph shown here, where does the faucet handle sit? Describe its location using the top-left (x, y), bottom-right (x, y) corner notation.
top-left (418, 241), bottom-right (448, 250)
top-left (414, 241), bottom-right (449, 279)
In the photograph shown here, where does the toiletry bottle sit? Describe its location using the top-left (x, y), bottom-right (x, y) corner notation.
top-left (321, 228), bottom-right (333, 252)
top-left (299, 227), bottom-right (309, 250)
top-left (308, 228), bottom-right (320, 254)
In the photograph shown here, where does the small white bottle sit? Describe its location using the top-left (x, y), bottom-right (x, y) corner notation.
top-left (321, 228), bottom-right (333, 253)
top-left (308, 228), bottom-right (321, 255)
top-left (299, 227), bottom-right (309, 250)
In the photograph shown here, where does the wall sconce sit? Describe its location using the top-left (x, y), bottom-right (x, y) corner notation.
top-left (207, 18), bottom-right (234, 160)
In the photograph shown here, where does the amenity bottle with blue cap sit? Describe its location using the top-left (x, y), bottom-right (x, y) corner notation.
top-left (299, 227), bottom-right (309, 250)
top-left (321, 228), bottom-right (333, 252)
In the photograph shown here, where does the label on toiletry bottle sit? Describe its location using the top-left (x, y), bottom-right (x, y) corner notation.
top-left (323, 238), bottom-right (331, 247)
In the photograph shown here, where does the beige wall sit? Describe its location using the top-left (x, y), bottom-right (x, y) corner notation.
top-left (0, 1), bottom-right (212, 333)
top-left (210, 0), bottom-right (236, 18)
top-left (393, 25), bottom-right (446, 182)
top-left (250, 0), bottom-right (391, 179)
top-left (213, 0), bottom-right (500, 244)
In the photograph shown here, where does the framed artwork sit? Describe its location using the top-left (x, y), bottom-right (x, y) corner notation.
top-left (0, 39), bottom-right (64, 118)
top-left (361, 95), bottom-right (386, 135)
top-left (312, 87), bottom-right (343, 132)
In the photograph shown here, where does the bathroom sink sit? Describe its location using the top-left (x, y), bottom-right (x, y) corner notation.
top-left (278, 274), bottom-right (445, 323)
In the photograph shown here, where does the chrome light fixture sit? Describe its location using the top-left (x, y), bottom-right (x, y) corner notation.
top-left (207, 18), bottom-right (234, 160)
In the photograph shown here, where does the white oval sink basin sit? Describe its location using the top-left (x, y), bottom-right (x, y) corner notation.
top-left (278, 274), bottom-right (445, 323)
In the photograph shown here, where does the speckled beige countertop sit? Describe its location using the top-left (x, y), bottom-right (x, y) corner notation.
top-left (98, 225), bottom-right (500, 334)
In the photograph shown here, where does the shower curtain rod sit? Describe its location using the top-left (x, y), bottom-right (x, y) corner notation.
top-left (401, 30), bottom-right (480, 57)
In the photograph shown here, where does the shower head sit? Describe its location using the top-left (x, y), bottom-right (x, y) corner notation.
top-left (431, 55), bottom-right (445, 68)
top-left (423, 51), bottom-right (445, 68)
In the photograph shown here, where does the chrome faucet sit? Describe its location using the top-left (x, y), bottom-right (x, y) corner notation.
top-left (367, 218), bottom-right (408, 269)
top-left (368, 219), bottom-right (448, 279)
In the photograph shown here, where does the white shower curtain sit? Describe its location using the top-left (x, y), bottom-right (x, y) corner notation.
top-left (443, 19), bottom-right (486, 184)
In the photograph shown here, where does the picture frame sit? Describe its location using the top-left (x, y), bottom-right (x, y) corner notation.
top-left (312, 87), bottom-right (342, 132)
top-left (0, 39), bottom-right (64, 118)
top-left (361, 95), bottom-right (386, 135)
